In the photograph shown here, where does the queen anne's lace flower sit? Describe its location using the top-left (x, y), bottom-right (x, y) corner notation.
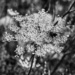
top-left (2, 9), bottom-right (74, 68)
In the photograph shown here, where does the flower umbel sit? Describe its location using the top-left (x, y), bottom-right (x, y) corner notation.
top-left (2, 9), bottom-right (75, 69)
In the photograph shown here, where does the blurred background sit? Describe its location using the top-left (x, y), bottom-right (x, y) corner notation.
top-left (0, 0), bottom-right (75, 75)
top-left (0, 0), bottom-right (72, 17)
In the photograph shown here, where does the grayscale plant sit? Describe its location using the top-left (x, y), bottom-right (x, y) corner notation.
top-left (2, 0), bottom-right (75, 75)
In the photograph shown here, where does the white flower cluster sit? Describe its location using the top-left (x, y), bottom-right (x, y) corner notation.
top-left (15, 45), bottom-right (24, 55)
top-left (2, 9), bottom-right (74, 68)
top-left (18, 56), bottom-right (31, 68)
top-left (2, 32), bottom-right (14, 42)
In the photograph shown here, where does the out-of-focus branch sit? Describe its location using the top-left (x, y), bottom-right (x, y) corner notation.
top-left (46, 0), bottom-right (51, 13)
top-left (62, 0), bottom-right (75, 18)
top-left (53, 0), bottom-right (75, 26)
top-left (51, 54), bottom-right (66, 75)
top-left (27, 53), bottom-right (35, 75)
top-left (51, 42), bottom-right (75, 75)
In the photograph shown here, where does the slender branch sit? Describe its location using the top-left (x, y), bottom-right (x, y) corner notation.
top-left (53, 0), bottom-right (75, 26)
top-left (53, 21), bottom-right (58, 26)
top-left (51, 49), bottom-right (75, 75)
top-left (27, 43), bottom-right (37, 75)
top-left (46, 0), bottom-right (51, 13)
top-left (51, 54), bottom-right (66, 75)
top-left (62, 0), bottom-right (75, 18)
top-left (28, 53), bottom-right (35, 75)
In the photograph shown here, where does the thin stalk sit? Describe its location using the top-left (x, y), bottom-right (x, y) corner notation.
top-left (51, 54), bottom-right (66, 75)
top-left (62, 0), bottom-right (75, 18)
top-left (28, 54), bottom-right (35, 75)
top-left (46, 0), bottom-right (51, 13)
top-left (53, 0), bottom-right (75, 26)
